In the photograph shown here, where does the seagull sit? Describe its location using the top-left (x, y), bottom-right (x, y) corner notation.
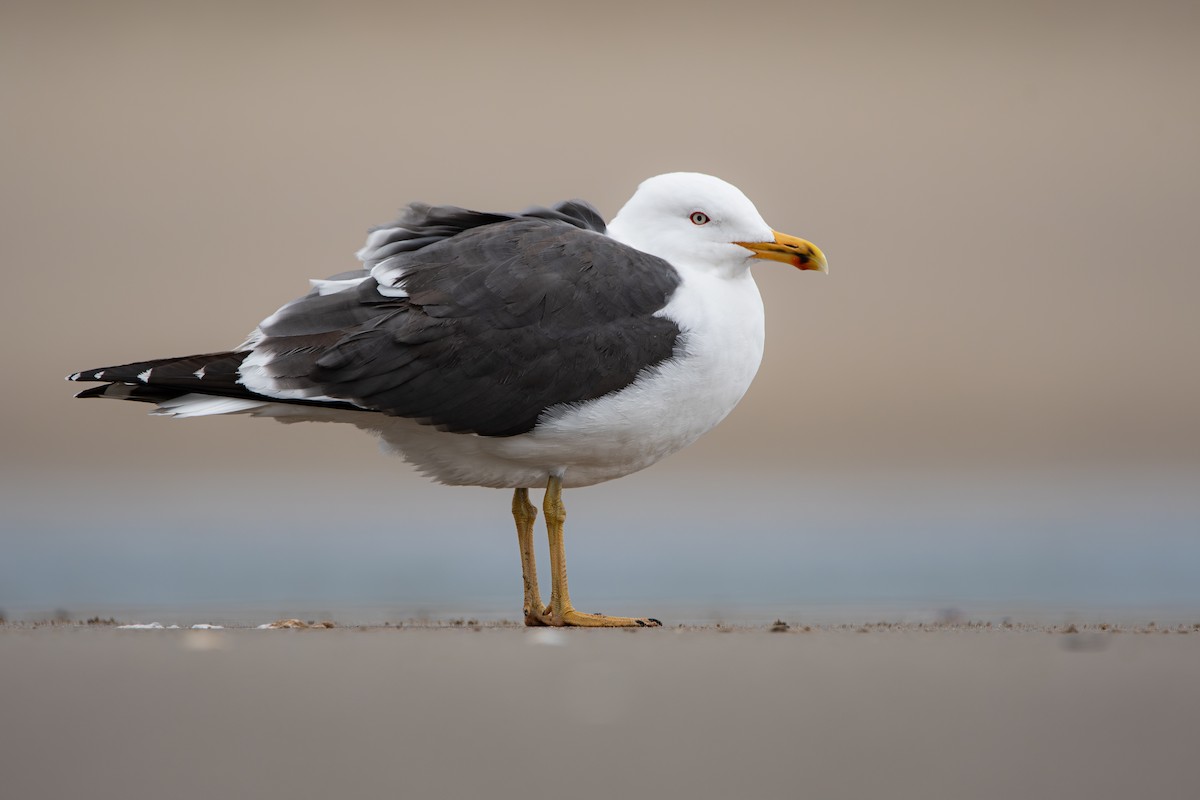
top-left (68, 172), bottom-right (827, 627)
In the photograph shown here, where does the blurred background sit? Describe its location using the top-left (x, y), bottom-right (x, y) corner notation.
top-left (2, 0), bottom-right (1197, 624)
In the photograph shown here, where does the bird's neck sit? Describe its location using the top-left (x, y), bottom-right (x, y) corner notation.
top-left (607, 224), bottom-right (751, 282)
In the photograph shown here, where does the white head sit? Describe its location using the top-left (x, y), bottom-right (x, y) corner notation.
top-left (607, 172), bottom-right (827, 278)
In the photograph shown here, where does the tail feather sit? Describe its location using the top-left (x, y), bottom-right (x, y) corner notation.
top-left (68, 352), bottom-right (251, 401)
top-left (74, 382), bottom-right (183, 404)
top-left (68, 351), bottom-right (362, 415)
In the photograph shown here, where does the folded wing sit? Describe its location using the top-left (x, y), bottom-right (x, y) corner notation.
top-left (71, 200), bottom-right (683, 437)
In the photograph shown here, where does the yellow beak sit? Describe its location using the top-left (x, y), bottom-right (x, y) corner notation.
top-left (735, 230), bottom-right (828, 273)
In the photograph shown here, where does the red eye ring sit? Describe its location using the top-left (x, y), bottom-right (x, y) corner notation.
top-left (690, 211), bottom-right (710, 225)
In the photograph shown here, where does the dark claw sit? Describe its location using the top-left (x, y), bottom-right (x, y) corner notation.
top-left (648, 618), bottom-right (662, 626)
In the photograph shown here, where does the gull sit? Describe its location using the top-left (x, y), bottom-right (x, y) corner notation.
top-left (69, 172), bottom-right (827, 627)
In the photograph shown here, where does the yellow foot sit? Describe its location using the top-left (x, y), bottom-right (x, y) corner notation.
top-left (550, 606), bottom-right (661, 627)
top-left (523, 607), bottom-right (552, 627)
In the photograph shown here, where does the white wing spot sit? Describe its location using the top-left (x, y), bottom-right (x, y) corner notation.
top-left (356, 227), bottom-right (402, 262)
top-left (137, 369), bottom-right (152, 383)
top-left (376, 282), bottom-right (408, 298)
top-left (68, 372), bottom-right (80, 381)
top-left (371, 257), bottom-right (410, 298)
top-left (309, 276), bottom-right (368, 296)
top-left (193, 366), bottom-right (207, 379)
top-left (95, 370), bottom-right (105, 380)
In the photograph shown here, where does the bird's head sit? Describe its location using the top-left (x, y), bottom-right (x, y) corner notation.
top-left (607, 172), bottom-right (827, 279)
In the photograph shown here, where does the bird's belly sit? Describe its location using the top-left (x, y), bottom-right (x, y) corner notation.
top-left (504, 349), bottom-right (757, 486)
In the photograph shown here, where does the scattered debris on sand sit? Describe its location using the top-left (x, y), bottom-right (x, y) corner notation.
top-left (4, 617), bottom-right (1200, 634)
top-left (257, 619), bottom-right (335, 630)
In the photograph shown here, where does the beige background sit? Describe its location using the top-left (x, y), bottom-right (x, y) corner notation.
top-left (4, 0), bottom-right (1198, 476)
top-left (1, 0), bottom-right (1197, 617)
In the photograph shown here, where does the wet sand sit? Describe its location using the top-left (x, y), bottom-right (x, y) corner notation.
top-left (2, 623), bottom-right (1196, 800)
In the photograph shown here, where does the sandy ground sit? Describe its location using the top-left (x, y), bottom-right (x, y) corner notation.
top-left (2, 623), bottom-right (1196, 800)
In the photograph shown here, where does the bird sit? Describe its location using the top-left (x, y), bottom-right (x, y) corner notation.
top-left (67, 172), bottom-right (827, 627)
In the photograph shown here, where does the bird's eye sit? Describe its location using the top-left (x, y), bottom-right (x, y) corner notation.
top-left (689, 211), bottom-right (710, 225)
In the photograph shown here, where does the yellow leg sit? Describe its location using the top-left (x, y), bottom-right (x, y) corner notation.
top-left (542, 475), bottom-right (661, 628)
top-left (512, 488), bottom-right (550, 627)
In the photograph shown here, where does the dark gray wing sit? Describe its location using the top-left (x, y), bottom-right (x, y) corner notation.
top-left (356, 198), bottom-right (607, 263)
top-left (250, 201), bottom-right (682, 436)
